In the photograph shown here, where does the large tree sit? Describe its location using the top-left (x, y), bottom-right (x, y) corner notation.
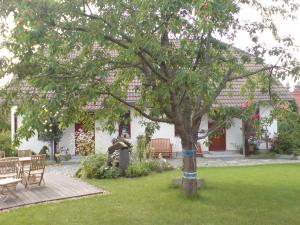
top-left (0, 0), bottom-right (299, 197)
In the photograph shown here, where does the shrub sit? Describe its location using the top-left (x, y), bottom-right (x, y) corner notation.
top-left (271, 111), bottom-right (300, 156)
top-left (135, 135), bottom-right (149, 161)
top-left (97, 166), bottom-right (120, 179)
top-left (76, 153), bottom-right (120, 179)
top-left (0, 131), bottom-right (16, 157)
top-left (76, 154), bottom-right (174, 180)
top-left (76, 153), bottom-right (107, 178)
top-left (125, 162), bottom-right (150, 178)
top-left (271, 135), bottom-right (295, 155)
top-left (144, 160), bottom-right (174, 173)
top-left (39, 146), bottom-right (50, 158)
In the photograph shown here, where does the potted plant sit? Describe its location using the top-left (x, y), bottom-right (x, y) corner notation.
top-left (248, 136), bottom-right (258, 154)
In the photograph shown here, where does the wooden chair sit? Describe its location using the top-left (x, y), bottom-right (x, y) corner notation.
top-left (0, 157), bottom-right (19, 179)
top-left (24, 155), bottom-right (46, 188)
top-left (18, 150), bottom-right (32, 157)
top-left (194, 143), bottom-right (203, 157)
top-left (0, 151), bottom-right (5, 159)
top-left (150, 138), bottom-right (172, 159)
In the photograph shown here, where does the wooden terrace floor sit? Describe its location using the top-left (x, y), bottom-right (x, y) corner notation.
top-left (0, 173), bottom-right (103, 211)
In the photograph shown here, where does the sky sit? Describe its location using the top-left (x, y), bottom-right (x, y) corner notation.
top-left (232, 1), bottom-right (300, 90)
top-left (0, 1), bottom-right (300, 89)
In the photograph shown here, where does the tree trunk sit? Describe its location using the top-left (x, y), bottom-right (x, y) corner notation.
top-left (49, 141), bottom-right (54, 160)
top-left (181, 136), bottom-right (197, 197)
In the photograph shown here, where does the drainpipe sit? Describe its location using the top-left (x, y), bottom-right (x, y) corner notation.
top-left (242, 121), bottom-right (246, 158)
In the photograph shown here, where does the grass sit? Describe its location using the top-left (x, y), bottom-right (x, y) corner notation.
top-left (1, 164), bottom-right (300, 225)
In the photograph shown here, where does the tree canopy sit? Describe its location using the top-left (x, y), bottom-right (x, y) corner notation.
top-left (0, 0), bottom-right (299, 196)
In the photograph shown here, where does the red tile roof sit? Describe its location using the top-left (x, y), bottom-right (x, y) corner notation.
top-left (10, 44), bottom-right (292, 110)
top-left (13, 74), bottom-right (292, 111)
top-left (216, 78), bottom-right (292, 107)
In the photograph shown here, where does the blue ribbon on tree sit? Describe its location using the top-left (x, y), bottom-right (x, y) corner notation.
top-left (183, 172), bottom-right (197, 180)
top-left (182, 149), bottom-right (195, 157)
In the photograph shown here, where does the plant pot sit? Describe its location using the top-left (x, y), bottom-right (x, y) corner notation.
top-left (248, 144), bottom-right (256, 154)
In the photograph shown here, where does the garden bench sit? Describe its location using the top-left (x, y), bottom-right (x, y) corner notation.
top-left (150, 138), bottom-right (172, 159)
top-left (194, 143), bottom-right (203, 157)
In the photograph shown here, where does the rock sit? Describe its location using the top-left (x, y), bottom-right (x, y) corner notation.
top-left (171, 178), bottom-right (205, 189)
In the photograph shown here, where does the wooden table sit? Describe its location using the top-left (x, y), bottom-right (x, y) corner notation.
top-left (18, 157), bottom-right (31, 183)
top-left (0, 178), bottom-right (22, 201)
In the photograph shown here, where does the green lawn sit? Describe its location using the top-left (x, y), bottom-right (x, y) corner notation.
top-left (1, 164), bottom-right (300, 225)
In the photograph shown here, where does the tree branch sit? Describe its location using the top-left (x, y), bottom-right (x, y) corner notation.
top-left (193, 68), bottom-right (233, 122)
top-left (227, 66), bottom-right (276, 82)
top-left (197, 119), bottom-right (229, 140)
top-left (106, 90), bottom-right (174, 124)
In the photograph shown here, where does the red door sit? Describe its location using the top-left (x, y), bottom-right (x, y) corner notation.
top-left (208, 122), bottom-right (226, 151)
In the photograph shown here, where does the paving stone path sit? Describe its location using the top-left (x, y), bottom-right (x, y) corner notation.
top-left (46, 158), bottom-right (80, 177)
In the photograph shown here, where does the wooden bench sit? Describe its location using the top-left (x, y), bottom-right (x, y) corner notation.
top-left (150, 138), bottom-right (172, 159)
top-left (0, 178), bottom-right (22, 201)
top-left (195, 143), bottom-right (203, 157)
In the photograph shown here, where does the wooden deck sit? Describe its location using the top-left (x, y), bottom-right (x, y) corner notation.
top-left (0, 173), bottom-right (103, 211)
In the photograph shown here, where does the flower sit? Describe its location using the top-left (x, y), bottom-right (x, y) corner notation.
top-left (248, 136), bottom-right (261, 145)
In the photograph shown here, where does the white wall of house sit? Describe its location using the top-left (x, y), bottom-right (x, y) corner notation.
top-left (198, 114), bottom-right (209, 152)
top-left (12, 106), bottom-right (75, 154)
top-left (226, 118), bottom-right (243, 151)
top-left (59, 124), bottom-right (76, 155)
top-left (12, 104), bottom-right (278, 155)
top-left (11, 106), bottom-right (49, 153)
top-left (94, 110), bottom-right (177, 153)
top-left (258, 104), bottom-right (277, 150)
top-left (95, 121), bottom-right (118, 153)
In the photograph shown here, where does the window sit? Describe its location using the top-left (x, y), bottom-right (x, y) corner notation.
top-left (119, 111), bottom-right (131, 138)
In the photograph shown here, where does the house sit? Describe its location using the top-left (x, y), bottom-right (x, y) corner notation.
top-left (292, 84), bottom-right (300, 111)
top-left (10, 76), bottom-right (292, 156)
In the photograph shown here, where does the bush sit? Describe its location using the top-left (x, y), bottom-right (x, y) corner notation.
top-left (271, 135), bottom-right (295, 155)
top-left (39, 146), bottom-right (50, 158)
top-left (76, 154), bottom-right (174, 180)
top-left (97, 166), bottom-right (120, 179)
top-left (271, 111), bottom-right (300, 156)
top-left (76, 153), bottom-right (120, 179)
top-left (125, 162), bottom-right (151, 178)
top-left (144, 160), bottom-right (174, 173)
top-left (0, 131), bottom-right (16, 157)
top-left (76, 153), bottom-right (107, 178)
top-left (125, 160), bottom-right (173, 177)
top-left (135, 135), bottom-right (149, 161)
